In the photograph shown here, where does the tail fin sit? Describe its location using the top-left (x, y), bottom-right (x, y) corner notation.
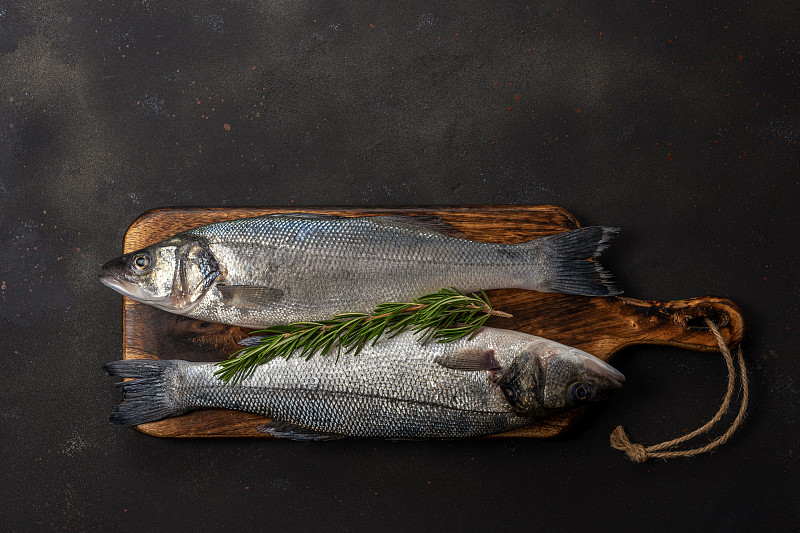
top-left (103, 359), bottom-right (188, 426)
top-left (538, 226), bottom-right (622, 297)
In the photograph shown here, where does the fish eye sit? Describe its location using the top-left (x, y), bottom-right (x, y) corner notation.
top-left (132, 253), bottom-right (151, 272)
top-left (569, 382), bottom-right (591, 402)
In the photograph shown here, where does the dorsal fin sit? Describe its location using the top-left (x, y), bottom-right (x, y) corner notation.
top-left (264, 212), bottom-right (467, 238)
top-left (372, 215), bottom-right (467, 238)
top-left (265, 212), bottom-right (342, 221)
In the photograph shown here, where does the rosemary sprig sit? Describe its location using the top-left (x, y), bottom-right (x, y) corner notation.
top-left (214, 288), bottom-right (512, 385)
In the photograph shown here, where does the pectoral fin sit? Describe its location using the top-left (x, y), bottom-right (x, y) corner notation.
top-left (258, 421), bottom-right (345, 441)
top-left (217, 285), bottom-right (284, 310)
top-left (434, 348), bottom-right (500, 372)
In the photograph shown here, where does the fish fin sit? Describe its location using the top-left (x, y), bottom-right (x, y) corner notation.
top-left (217, 285), bottom-right (284, 310)
top-left (266, 212), bottom-right (342, 221)
top-left (103, 360), bottom-right (189, 426)
top-left (435, 348), bottom-right (500, 372)
top-left (534, 226), bottom-right (622, 297)
top-left (374, 215), bottom-right (468, 238)
top-left (238, 335), bottom-right (267, 347)
top-left (266, 212), bottom-right (467, 237)
top-left (258, 421), bottom-right (345, 441)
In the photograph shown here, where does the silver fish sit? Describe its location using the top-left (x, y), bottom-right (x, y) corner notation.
top-left (104, 328), bottom-right (624, 439)
top-left (100, 213), bottom-right (620, 327)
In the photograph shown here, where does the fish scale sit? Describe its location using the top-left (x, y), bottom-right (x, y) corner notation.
top-left (101, 213), bottom-right (620, 328)
top-left (187, 216), bottom-right (503, 326)
top-left (217, 216), bottom-right (618, 324)
top-left (105, 327), bottom-right (626, 439)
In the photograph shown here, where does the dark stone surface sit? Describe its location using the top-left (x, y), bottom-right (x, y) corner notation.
top-left (0, 1), bottom-right (797, 530)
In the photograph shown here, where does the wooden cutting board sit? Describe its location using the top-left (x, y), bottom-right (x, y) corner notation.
top-left (119, 205), bottom-right (744, 438)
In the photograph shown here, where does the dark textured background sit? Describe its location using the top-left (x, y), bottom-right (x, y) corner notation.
top-left (1, 1), bottom-right (797, 531)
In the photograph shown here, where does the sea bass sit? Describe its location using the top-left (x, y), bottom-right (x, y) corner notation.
top-left (100, 213), bottom-right (621, 328)
top-left (105, 328), bottom-right (624, 439)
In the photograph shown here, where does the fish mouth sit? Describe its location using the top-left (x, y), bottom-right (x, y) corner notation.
top-left (99, 271), bottom-right (123, 291)
top-left (99, 256), bottom-right (141, 300)
top-left (100, 255), bottom-right (176, 310)
top-left (583, 357), bottom-right (626, 390)
top-left (99, 271), bottom-right (137, 298)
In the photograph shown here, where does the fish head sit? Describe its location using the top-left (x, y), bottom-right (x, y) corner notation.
top-left (99, 237), bottom-right (219, 313)
top-left (496, 339), bottom-right (625, 416)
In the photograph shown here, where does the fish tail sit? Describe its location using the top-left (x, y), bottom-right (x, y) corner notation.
top-left (536, 226), bottom-right (622, 297)
top-left (103, 359), bottom-right (189, 426)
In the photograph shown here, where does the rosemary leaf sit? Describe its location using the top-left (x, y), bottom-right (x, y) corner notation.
top-left (214, 287), bottom-right (511, 385)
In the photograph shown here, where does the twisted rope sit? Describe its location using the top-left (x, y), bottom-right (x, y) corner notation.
top-left (610, 318), bottom-right (749, 462)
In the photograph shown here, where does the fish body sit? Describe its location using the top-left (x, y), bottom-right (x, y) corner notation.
top-left (100, 213), bottom-right (620, 327)
top-left (105, 328), bottom-right (624, 439)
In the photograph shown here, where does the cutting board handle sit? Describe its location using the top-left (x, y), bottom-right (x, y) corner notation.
top-left (610, 296), bottom-right (744, 353)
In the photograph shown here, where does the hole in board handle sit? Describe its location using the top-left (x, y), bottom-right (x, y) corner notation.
top-left (685, 311), bottom-right (729, 330)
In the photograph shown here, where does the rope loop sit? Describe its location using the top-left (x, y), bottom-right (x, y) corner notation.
top-left (610, 319), bottom-right (748, 462)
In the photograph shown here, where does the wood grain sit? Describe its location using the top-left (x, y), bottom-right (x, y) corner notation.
top-left (118, 205), bottom-right (744, 438)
